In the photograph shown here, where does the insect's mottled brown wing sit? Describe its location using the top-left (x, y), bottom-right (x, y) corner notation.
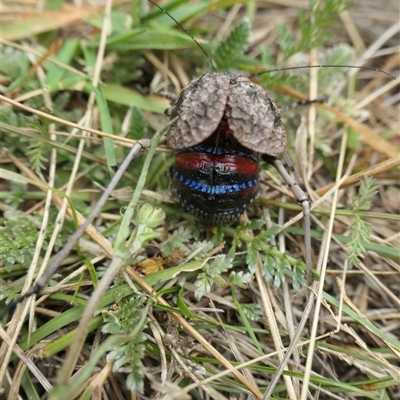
top-left (227, 75), bottom-right (287, 155)
top-left (166, 72), bottom-right (230, 149)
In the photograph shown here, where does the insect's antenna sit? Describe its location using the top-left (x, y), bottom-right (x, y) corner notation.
top-left (147, 0), bottom-right (216, 71)
top-left (256, 65), bottom-right (396, 80)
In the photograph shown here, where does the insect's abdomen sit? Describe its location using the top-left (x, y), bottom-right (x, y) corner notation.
top-left (173, 142), bottom-right (259, 225)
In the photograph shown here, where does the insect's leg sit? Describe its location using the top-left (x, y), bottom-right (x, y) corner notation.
top-left (158, 91), bottom-right (178, 103)
top-left (279, 98), bottom-right (325, 113)
top-left (263, 154), bottom-right (312, 286)
top-left (155, 92), bottom-right (178, 118)
top-left (282, 151), bottom-right (308, 195)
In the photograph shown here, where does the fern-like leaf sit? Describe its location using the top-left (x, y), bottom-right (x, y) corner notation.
top-left (26, 139), bottom-right (49, 173)
top-left (347, 177), bottom-right (379, 267)
top-left (240, 303), bottom-right (262, 321)
top-left (277, 0), bottom-right (352, 58)
top-left (213, 18), bottom-right (250, 71)
top-left (103, 294), bottom-right (150, 393)
top-left (0, 211), bottom-right (38, 272)
top-left (129, 105), bottom-right (148, 140)
top-left (161, 226), bottom-right (192, 255)
top-left (194, 255), bottom-right (233, 300)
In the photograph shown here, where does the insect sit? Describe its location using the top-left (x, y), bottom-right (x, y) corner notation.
top-left (166, 72), bottom-right (287, 225)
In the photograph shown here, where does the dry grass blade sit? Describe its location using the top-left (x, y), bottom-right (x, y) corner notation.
top-left (317, 155), bottom-right (400, 195)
